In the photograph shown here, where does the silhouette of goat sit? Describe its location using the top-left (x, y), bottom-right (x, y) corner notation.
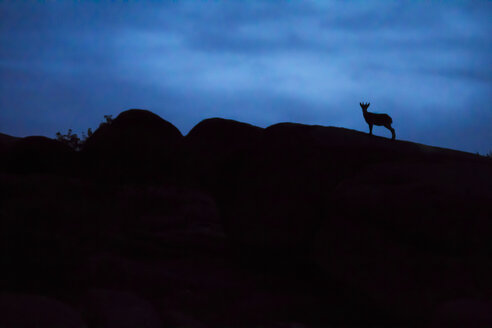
top-left (360, 102), bottom-right (395, 140)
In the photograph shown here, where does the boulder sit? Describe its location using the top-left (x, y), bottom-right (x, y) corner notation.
top-left (327, 161), bottom-right (492, 255)
top-left (313, 160), bottom-right (492, 321)
top-left (430, 299), bottom-right (492, 327)
top-left (222, 123), bottom-right (338, 251)
top-left (183, 118), bottom-right (263, 197)
top-left (0, 132), bottom-right (19, 171)
top-left (0, 132), bottom-right (18, 154)
top-left (6, 136), bottom-right (75, 174)
top-left (222, 123), bottom-right (491, 253)
top-left (0, 293), bottom-right (85, 327)
top-left (0, 174), bottom-right (111, 290)
top-left (83, 289), bottom-right (162, 328)
top-left (82, 109), bottom-right (183, 183)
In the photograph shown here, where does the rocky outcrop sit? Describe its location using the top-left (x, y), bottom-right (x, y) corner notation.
top-left (222, 123), bottom-right (329, 251)
top-left (82, 109), bottom-right (183, 183)
top-left (183, 118), bottom-right (263, 200)
top-left (313, 160), bottom-right (492, 321)
top-left (430, 299), bottom-right (492, 327)
top-left (5, 136), bottom-right (74, 174)
top-left (82, 289), bottom-right (162, 328)
top-left (0, 294), bottom-right (85, 327)
top-left (1, 110), bottom-right (491, 326)
top-left (223, 123), bottom-right (491, 252)
top-left (0, 132), bottom-right (19, 152)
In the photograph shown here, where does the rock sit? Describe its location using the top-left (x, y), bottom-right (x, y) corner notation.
top-left (109, 185), bottom-right (225, 257)
top-left (160, 309), bottom-right (207, 328)
top-left (83, 289), bottom-right (162, 328)
top-left (0, 293), bottom-right (85, 327)
top-left (430, 299), bottom-right (492, 327)
top-left (223, 123), bottom-right (333, 251)
top-left (82, 109), bottom-right (183, 183)
top-left (2, 112), bottom-right (491, 327)
top-left (313, 161), bottom-right (492, 321)
top-left (0, 132), bottom-right (18, 156)
top-left (183, 118), bottom-right (263, 198)
top-left (329, 161), bottom-right (492, 255)
top-left (0, 133), bottom-right (18, 172)
top-left (223, 122), bottom-right (491, 253)
top-left (186, 118), bottom-right (262, 148)
top-left (0, 174), bottom-right (115, 290)
top-left (6, 136), bottom-right (75, 174)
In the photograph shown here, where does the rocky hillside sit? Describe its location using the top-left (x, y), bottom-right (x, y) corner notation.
top-left (1, 109), bottom-right (491, 327)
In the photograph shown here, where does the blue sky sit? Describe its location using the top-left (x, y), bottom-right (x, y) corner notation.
top-left (1, 1), bottom-right (491, 153)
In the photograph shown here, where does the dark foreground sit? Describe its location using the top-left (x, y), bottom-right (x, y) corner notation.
top-left (1, 109), bottom-right (491, 327)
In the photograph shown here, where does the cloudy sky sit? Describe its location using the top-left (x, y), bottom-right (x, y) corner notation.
top-left (1, 1), bottom-right (491, 153)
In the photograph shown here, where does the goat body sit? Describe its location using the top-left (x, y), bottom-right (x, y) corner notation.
top-left (363, 112), bottom-right (392, 126)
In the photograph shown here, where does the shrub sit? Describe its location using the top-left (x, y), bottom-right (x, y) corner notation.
top-left (55, 115), bottom-right (113, 151)
top-left (55, 129), bottom-right (83, 151)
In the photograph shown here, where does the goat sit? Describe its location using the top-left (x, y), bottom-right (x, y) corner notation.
top-left (360, 102), bottom-right (395, 140)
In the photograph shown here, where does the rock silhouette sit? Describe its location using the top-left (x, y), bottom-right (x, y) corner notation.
top-left (1, 109), bottom-right (491, 327)
top-left (0, 132), bottom-right (19, 171)
top-left (5, 136), bottom-right (75, 174)
top-left (0, 132), bottom-right (19, 151)
top-left (182, 117), bottom-right (263, 198)
top-left (0, 294), bottom-right (85, 328)
top-left (82, 109), bottom-right (183, 183)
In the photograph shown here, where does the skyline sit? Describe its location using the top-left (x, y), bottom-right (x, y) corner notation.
top-left (1, 1), bottom-right (491, 154)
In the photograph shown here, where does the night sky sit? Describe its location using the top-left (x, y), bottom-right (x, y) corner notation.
top-left (1, 1), bottom-right (491, 154)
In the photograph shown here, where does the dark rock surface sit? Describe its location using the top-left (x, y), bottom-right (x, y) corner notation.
top-left (4, 135), bottom-right (75, 174)
top-left (0, 133), bottom-right (19, 171)
top-left (1, 109), bottom-right (491, 327)
top-left (83, 289), bottom-right (162, 328)
top-left (182, 118), bottom-right (263, 205)
top-left (223, 123), bottom-right (332, 251)
top-left (0, 293), bottom-right (85, 328)
top-left (430, 299), bottom-right (492, 327)
top-left (0, 132), bottom-right (19, 152)
top-left (313, 160), bottom-right (492, 321)
top-left (82, 109), bottom-right (183, 183)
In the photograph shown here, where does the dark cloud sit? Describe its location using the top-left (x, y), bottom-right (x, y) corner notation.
top-left (0, 1), bottom-right (491, 153)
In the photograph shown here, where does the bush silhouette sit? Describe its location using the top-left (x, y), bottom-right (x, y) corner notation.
top-left (55, 115), bottom-right (113, 151)
top-left (55, 129), bottom-right (83, 151)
